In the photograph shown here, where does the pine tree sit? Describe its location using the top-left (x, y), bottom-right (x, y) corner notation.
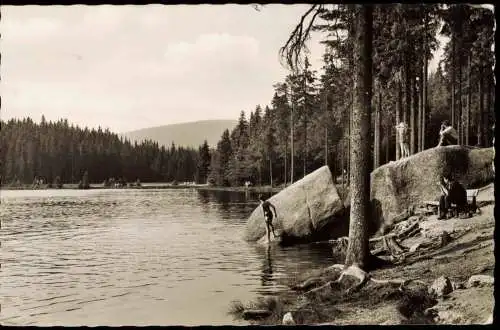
top-left (196, 140), bottom-right (211, 184)
top-left (344, 4), bottom-right (373, 269)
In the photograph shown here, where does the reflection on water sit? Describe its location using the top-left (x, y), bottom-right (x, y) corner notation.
top-left (261, 245), bottom-right (273, 288)
top-left (1, 188), bottom-right (333, 326)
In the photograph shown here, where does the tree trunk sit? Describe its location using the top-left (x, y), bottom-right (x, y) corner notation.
top-left (258, 163), bottom-right (262, 186)
top-left (485, 74), bottom-right (492, 146)
top-left (395, 74), bottom-right (402, 160)
top-left (457, 54), bottom-right (463, 145)
top-left (269, 158), bottom-right (273, 187)
top-left (324, 93), bottom-right (328, 167)
top-left (290, 89), bottom-right (294, 184)
top-left (414, 71), bottom-right (419, 153)
top-left (303, 73), bottom-right (307, 178)
top-left (348, 87), bottom-right (352, 185)
top-left (418, 56), bottom-right (423, 152)
top-left (422, 47), bottom-right (428, 151)
top-left (410, 69), bottom-right (416, 155)
top-left (345, 5), bottom-right (373, 269)
top-left (333, 144), bottom-right (336, 183)
top-left (374, 88), bottom-right (381, 168)
top-left (477, 69), bottom-right (484, 146)
top-left (466, 55), bottom-right (471, 146)
top-left (340, 139), bottom-right (344, 190)
top-left (451, 37), bottom-right (456, 128)
top-left (385, 123), bottom-right (390, 164)
top-left (284, 137), bottom-right (288, 186)
top-left (303, 123), bottom-right (307, 178)
top-left (404, 60), bottom-right (410, 125)
top-left (325, 126), bottom-right (328, 166)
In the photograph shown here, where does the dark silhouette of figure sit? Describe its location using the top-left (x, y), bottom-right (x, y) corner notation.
top-left (259, 195), bottom-right (278, 243)
top-left (438, 176), bottom-right (470, 219)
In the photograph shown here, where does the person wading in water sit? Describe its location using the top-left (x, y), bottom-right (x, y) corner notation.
top-left (259, 195), bottom-right (278, 243)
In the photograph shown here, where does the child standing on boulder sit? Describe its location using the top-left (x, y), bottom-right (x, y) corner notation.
top-left (259, 195), bottom-right (278, 243)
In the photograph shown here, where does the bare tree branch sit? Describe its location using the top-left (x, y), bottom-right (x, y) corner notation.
top-left (279, 4), bottom-right (323, 72)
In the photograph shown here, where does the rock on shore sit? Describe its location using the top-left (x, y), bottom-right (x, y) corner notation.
top-left (371, 146), bottom-right (494, 231)
top-left (244, 166), bottom-right (346, 244)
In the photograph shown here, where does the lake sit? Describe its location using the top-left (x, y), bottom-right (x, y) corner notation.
top-left (0, 188), bottom-right (334, 326)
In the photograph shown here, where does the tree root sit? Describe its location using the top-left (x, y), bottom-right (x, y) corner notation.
top-left (327, 264), bottom-right (346, 271)
top-left (304, 281), bottom-right (336, 297)
top-left (331, 220), bottom-right (422, 262)
top-left (305, 264), bottom-right (428, 297)
top-left (292, 276), bottom-right (324, 291)
top-left (336, 265), bottom-right (369, 294)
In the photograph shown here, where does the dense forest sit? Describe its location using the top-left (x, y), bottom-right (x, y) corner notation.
top-left (0, 116), bottom-right (211, 186)
top-left (1, 5), bottom-right (494, 190)
top-left (208, 4), bottom-right (495, 187)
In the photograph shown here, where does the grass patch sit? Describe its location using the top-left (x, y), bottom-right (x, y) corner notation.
top-left (228, 300), bottom-right (245, 319)
top-left (228, 296), bottom-right (294, 325)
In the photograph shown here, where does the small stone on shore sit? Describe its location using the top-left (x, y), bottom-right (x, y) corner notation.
top-left (465, 275), bottom-right (494, 288)
top-left (429, 276), bottom-right (453, 298)
top-left (282, 312), bottom-right (295, 325)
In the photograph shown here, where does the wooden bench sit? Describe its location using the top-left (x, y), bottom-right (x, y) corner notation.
top-left (423, 189), bottom-right (480, 216)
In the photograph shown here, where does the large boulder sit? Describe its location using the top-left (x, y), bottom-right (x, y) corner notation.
top-left (371, 146), bottom-right (494, 232)
top-left (244, 166), bottom-right (346, 244)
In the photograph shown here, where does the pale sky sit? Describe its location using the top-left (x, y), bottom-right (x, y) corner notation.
top-left (1, 5), bottom-right (448, 133)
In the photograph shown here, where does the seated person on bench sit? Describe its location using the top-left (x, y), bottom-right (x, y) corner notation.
top-left (438, 175), bottom-right (471, 219)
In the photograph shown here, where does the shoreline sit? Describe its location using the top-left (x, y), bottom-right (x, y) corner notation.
top-left (196, 185), bottom-right (283, 194)
top-left (1, 184), bottom-right (284, 193)
top-left (230, 183), bottom-right (495, 325)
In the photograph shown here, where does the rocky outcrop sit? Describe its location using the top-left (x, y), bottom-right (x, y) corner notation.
top-left (244, 166), bottom-right (346, 244)
top-left (371, 146), bottom-right (494, 232)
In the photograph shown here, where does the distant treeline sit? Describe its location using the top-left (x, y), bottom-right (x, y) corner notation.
top-left (0, 117), bottom-right (210, 185)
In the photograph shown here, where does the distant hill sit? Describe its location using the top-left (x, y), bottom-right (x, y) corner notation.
top-left (121, 119), bottom-right (238, 148)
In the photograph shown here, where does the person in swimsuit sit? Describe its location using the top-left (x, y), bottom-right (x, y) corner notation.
top-left (437, 120), bottom-right (458, 147)
top-left (395, 121), bottom-right (410, 158)
top-left (259, 195), bottom-right (278, 243)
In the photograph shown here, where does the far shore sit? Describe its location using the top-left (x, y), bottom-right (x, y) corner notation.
top-left (1, 183), bottom-right (284, 193)
top-left (196, 185), bottom-right (283, 194)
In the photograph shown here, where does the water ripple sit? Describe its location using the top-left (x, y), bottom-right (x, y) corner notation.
top-left (0, 188), bottom-right (334, 326)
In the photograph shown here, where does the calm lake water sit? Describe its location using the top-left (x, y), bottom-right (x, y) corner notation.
top-left (0, 188), bottom-right (334, 326)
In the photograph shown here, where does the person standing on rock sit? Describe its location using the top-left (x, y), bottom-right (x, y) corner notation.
top-left (259, 195), bottom-right (278, 243)
top-left (395, 121), bottom-right (410, 158)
